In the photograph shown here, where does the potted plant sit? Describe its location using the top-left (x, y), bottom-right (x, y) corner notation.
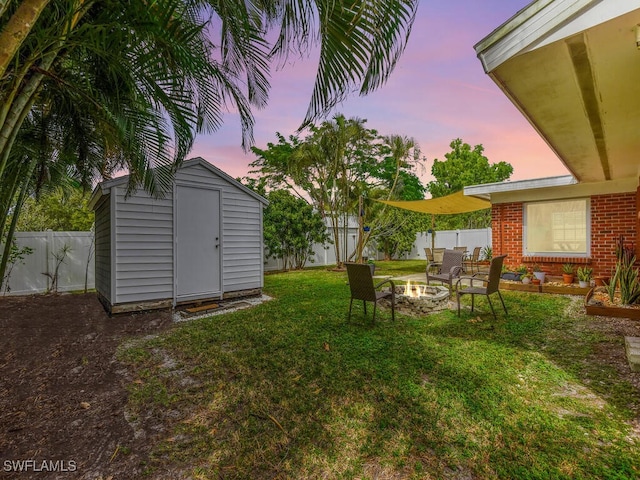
top-left (576, 266), bottom-right (593, 288)
top-left (562, 263), bottom-right (574, 284)
top-left (532, 264), bottom-right (545, 283)
top-left (516, 265), bottom-right (528, 280)
top-left (367, 258), bottom-right (376, 275)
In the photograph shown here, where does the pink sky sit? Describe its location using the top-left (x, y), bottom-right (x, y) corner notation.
top-left (189, 0), bottom-right (571, 186)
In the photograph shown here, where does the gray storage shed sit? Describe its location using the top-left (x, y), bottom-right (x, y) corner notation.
top-left (89, 157), bottom-right (268, 314)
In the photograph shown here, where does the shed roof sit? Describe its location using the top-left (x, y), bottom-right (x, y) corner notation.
top-left (89, 157), bottom-right (268, 209)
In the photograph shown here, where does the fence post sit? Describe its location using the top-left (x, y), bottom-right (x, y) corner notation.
top-left (45, 229), bottom-right (54, 291)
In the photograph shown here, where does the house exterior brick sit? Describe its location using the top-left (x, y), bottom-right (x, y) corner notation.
top-left (491, 191), bottom-right (637, 277)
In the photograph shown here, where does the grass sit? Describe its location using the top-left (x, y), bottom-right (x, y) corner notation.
top-left (119, 260), bottom-right (640, 479)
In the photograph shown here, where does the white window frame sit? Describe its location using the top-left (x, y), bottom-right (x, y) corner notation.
top-left (523, 198), bottom-right (590, 257)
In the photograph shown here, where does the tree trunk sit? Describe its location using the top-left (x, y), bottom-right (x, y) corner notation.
top-left (0, 157), bottom-right (35, 282)
top-left (0, 0), bottom-right (52, 79)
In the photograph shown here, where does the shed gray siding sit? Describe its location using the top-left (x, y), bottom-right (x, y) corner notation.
top-left (91, 157), bottom-right (266, 311)
top-left (222, 195), bottom-right (263, 290)
top-left (113, 186), bottom-right (174, 304)
top-left (175, 163), bottom-right (264, 292)
top-left (94, 196), bottom-right (111, 302)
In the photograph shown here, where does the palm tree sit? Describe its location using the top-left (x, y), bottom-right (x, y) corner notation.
top-left (0, 0), bottom-right (418, 279)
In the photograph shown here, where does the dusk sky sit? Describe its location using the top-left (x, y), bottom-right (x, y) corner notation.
top-left (190, 0), bottom-right (571, 187)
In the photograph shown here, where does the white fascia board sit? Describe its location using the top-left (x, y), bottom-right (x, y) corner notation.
top-left (535, 2), bottom-right (640, 50)
top-left (475, 0), bottom-right (597, 73)
top-left (464, 175), bottom-right (577, 196)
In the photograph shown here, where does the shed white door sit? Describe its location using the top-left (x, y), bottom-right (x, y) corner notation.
top-left (176, 185), bottom-right (221, 300)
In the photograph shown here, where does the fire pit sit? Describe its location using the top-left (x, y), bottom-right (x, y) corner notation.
top-left (381, 280), bottom-right (450, 316)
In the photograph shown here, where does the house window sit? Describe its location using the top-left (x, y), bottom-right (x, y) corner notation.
top-left (523, 199), bottom-right (589, 256)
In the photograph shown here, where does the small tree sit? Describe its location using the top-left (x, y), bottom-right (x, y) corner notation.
top-left (263, 190), bottom-right (331, 270)
top-left (2, 239), bottom-right (33, 294)
top-left (43, 243), bottom-right (72, 294)
top-left (371, 204), bottom-right (430, 260)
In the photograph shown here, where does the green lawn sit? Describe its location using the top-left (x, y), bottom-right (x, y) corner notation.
top-left (120, 260), bottom-right (640, 479)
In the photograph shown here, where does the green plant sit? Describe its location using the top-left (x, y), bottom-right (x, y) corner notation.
top-left (516, 265), bottom-right (528, 275)
top-left (615, 234), bottom-right (635, 265)
top-left (481, 245), bottom-right (492, 261)
top-left (608, 255), bottom-right (640, 305)
top-left (576, 266), bottom-right (593, 282)
top-left (532, 264), bottom-right (542, 272)
top-left (263, 190), bottom-right (331, 270)
top-left (43, 243), bottom-right (72, 294)
top-left (2, 239), bottom-right (34, 294)
top-left (562, 263), bottom-right (574, 274)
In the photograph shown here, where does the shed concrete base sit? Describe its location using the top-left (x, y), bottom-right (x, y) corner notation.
top-left (624, 337), bottom-right (640, 372)
top-left (99, 288), bottom-right (263, 316)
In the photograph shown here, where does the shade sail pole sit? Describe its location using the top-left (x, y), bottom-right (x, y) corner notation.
top-left (431, 213), bottom-right (435, 250)
top-left (357, 195), bottom-right (364, 263)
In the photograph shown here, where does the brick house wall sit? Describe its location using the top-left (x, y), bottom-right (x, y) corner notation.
top-left (491, 192), bottom-right (637, 277)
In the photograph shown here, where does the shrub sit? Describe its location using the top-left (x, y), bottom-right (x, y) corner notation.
top-left (608, 255), bottom-right (640, 305)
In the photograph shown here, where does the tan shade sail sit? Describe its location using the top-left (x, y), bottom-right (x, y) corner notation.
top-left (376, 190), bottom-right (491, 215)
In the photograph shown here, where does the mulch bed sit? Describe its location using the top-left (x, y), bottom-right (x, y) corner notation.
top-left (0, 293), bottom-right (174, 480)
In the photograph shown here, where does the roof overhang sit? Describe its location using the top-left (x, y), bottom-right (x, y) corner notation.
top-left (464, 174), bottom-right (637, 204)
top-left (475, 0), bottom-right (640, 184)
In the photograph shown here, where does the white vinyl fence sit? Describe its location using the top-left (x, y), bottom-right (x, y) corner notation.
top-left (2, 231), bottom-right (95, 296)
top-left (264, 227), bottom-right (492, 271)
top-left (4, 227), bottom-right (492, 294)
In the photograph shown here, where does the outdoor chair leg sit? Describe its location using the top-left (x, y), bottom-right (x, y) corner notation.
top-left (486, 295), bottom-right (497, 319)
top-left (363, 300), bottom-right (367, 315)
top-left (348, 298), bottom-right (354, 322)
top-left (471, 294), bottom-right (475, 313)
top-left (497, 291), bottom-right (508, 316)
top-left (372, 303), bottom-right (377, 323)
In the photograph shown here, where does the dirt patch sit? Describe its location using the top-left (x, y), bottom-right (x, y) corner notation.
top-left (0, 293), bottom-right (173, 480)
